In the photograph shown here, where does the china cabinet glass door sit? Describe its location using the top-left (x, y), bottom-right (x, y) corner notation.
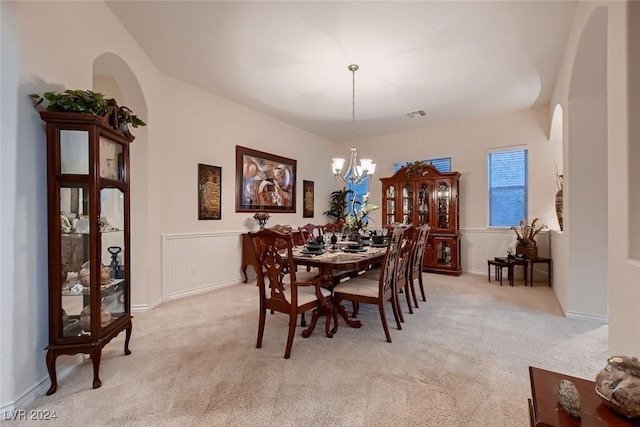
top-left (402, 183), bottom-right (414, 225)
top-left (417, 181), bottom-right (430, 226)
top-left (384, 185), bottom-right (396, 225)
top-left (436, 180), bottom-right (451, 230)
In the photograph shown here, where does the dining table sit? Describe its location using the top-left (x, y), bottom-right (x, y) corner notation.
top-left (287, 243), bottom-right (389, 334)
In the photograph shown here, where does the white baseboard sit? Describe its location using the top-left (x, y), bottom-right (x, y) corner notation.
top-left (163, 280), bottom-right (240, 302)
top-left (1, 355), bottom-right (83, 415)
top-left (565, 311), bottom-right (608, 323)
top-left (131, 298), bottom-right (162, 313)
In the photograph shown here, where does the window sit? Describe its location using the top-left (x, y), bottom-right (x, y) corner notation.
top-left (393, 157), bottom-right (451, 173)
top-left (346, 177), bottom-right (368, 216)
top-left (488, 148), bottom-right (528, 227)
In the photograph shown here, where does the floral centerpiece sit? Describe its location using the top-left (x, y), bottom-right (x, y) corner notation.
top-left (344, 193), bottom-right (379, 241)
top-left (511, 218), bottom-right (547, 258)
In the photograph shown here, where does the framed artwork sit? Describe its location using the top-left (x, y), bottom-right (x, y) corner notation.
top-left (303, 180), bottom-right (314, 218)
top-left (198, 163), bottom-right (222, 220)
top-left (235, 145), bottom-right (296, 213)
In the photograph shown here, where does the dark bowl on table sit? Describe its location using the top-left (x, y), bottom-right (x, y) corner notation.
top-left (347, 243), bottom-right (363, 250)
top-left (371, 236), bottom-right (386, 245)
top-left (305, 243), bottom-right (322, 251)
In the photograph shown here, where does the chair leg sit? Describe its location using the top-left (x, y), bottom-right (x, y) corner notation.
top-left (256, 308), bottom-right (266, 349)
top-left (390, 294), bottom-right (402, 331)
top-left (395, 290), bottom-right (406, 323)
top-left (409, 277), bottom-right (419, 308)
top-left (404, 284), bottom-right (414, 314)
top-left (283, 314), bottom-right (297, 359)
top-left (378, 303), bottom-right (393, 343)
top-left (418, 273), bottom-right (426, 302)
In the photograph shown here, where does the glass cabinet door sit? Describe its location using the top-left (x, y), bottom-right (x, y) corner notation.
top-left (99, 187), bottom-right (126, 331)
top-left (402, 184), bottom-right (414, 225)
top-left (99, 136), bottom-right (124, 181)
top-left (435, 240), bottom-right (453, 267)
top-left (417, 181), bottom-right (430, 226)
top-left (436, 181), bottom-right (451, 230)
top-left (384, 185), bottom-right (396, 225)
top-left (60, 185), bottom-right (90, 337)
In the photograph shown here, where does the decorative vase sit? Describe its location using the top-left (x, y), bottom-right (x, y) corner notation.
top-left (555, 188), bottom-right (563, 231)
top-left (330, 233), bottom-right (338, 245)
top-left (595, 356), bottom-right (640, 418)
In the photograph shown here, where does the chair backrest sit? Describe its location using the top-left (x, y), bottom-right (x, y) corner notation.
top-left (396, 225), bottom-right (416, 291)
top-left (411, 224), bottom-right (431, 276)
top-left (378, 227), bottom-right (407, 299)
top-left (249, 228), bottom-right (297, 305)
top-left (301, 223), bottom-right (324, 238)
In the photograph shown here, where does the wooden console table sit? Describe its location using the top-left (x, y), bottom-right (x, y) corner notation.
top-left (241, 230), bottom-right (302, 282)
top-left (528, 366), bottom-right (640, 426)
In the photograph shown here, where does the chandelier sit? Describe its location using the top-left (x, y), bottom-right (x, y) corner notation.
top-left (331, 64), bottom-right (376, 185)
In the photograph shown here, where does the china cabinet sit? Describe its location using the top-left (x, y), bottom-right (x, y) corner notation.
top-left (39, 111), bottom-right (133, 395)
top-left (380, 164), bottom-right (461, 275)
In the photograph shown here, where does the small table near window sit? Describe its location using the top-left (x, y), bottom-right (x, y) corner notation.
top-left (488, 256), bottom-right (528, 286)
top-left (528, 257), bottom-right (552, 287)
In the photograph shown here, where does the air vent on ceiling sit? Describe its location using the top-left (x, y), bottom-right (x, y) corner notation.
top-left (405, 110), bottom-right (427, 118)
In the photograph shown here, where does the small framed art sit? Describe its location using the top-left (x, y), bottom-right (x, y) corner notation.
top-left (303, 180), bottom-right (314, 218)
top-left (198, 163), bottom-right (222, 220)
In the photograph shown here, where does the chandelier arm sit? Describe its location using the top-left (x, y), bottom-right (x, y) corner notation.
top-left (332, 64), bottom-right (373, 185)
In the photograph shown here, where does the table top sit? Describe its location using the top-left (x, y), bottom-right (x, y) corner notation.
top-left (529, 366), bottom-right (640, 426)
top-left (288, 245), bottom-right (387, 284)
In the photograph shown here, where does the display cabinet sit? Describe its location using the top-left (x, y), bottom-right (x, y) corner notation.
top-left (381, 164), bottom-right (461, 275)
top-left (39, 111), bottom-right (133, 395)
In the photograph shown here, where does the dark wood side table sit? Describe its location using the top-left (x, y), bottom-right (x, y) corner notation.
top-left (528, 257), bottom-right (553, 287)
top-left (494, 256), bottom-right (528, 286)
top-left (528, 366), bottom-right (640, 426)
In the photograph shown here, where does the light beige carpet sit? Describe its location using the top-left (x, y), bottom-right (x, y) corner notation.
top-left (13, 273), bottom-right (608, 426)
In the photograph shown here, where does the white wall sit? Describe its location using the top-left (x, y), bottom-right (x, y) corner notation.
top-left (0, 0), bottom-right (339, 410)
top-left (551, 1), bottom-right (639, 352)
top-left (357, 105), bottom-right (559, 235)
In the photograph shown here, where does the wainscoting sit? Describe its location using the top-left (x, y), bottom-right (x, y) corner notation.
top-left (460, 228), bottom-right (550, 277)
top-left (161, 232), bottom-right (243, 301)
top-left (159, 229), bottom-right (550, 302)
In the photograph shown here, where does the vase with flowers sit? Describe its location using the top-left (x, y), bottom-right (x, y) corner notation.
top-left (511, 218), bottom-right (547, 258)
top-left (344, 193), bottom-right (379, 241)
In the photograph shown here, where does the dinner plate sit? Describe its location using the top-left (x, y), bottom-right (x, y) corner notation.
top-left (343, 247), bottom-right (367, 253)
top-left (301, 249), bottom-right (325, 255)
top-left (370, 242), bottom-right (388, 248)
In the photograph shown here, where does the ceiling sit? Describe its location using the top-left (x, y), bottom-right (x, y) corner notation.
top-left (105, 1), bottom-right (577, 141)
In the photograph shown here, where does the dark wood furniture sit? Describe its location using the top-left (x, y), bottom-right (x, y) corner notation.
top-left (289, 243), bottom-right (389, 331)
top-left (241, 228), bottom-right (302, 282)
top-left (409, 224), bottom-right (431, 305)
top-left (333, 227), bottom-right (407, 342)
top-left (380, 164), bottom-right (461, 275)
top-left (528, 366), bottom-right (640, 426)
top-left (40, 112), bottom-right (134, 394)
top-left (494, 256), bottom-right (528, 286)
top-left (248, 228), bottom-right (332, 359)
top-left (529, 257), bottom-right (553, 287)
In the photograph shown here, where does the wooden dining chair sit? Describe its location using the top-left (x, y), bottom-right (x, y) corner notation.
top-left (249, 228), bottom-right (332, 359)
top-left (332, 227), bottom-right (406, 342)
top-left (394, 225), bottom-right (417, 320)
top-left (300, 223), bottom-right (324, 242)
top-left (409, 224), bottom-right (431, 305)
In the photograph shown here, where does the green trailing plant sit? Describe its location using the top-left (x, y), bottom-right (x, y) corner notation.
top-left (29, 90), bottom-right (146, 131)
top-left (404, 160), bottom-right (430, 180)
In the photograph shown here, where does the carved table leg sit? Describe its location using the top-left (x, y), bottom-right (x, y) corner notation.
top-left (124, 321), bottom-right (132, 355)
top-left (241, 265), bottom-right (248, 283)
top-left (90, 347), bottom-right (102, 389)
top-left (45, 350), bottom-right (58, 396)
top-left (336, 300), bottom-right (362, 329)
